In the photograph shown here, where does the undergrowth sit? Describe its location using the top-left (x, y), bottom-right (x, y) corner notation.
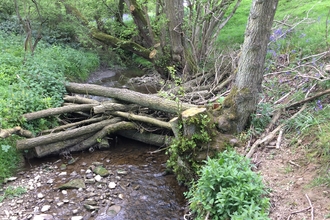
top-left (185, 150), bottom-right (270, 220)
top-left (0, 30), bottom-right (99, 184)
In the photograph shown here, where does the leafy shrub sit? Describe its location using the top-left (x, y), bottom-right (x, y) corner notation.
top-left (0, 144), bottom-right (21, 184)
top-left (185, 150), bottom-right (270, 220)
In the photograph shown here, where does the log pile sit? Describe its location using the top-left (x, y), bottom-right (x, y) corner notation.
top-left (14, 83), bottom-right (200, 157)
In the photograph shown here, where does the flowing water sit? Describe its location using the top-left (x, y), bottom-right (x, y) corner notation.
top-left (20, 69), bottom-right (187, 219)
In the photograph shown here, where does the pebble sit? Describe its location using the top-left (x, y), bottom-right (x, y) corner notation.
top-left (37, 193), bottom-right (44, 199)
top-left (41, 205), bottom-right (51, 212)
top-left (108, 182), bottom-right (116, 189)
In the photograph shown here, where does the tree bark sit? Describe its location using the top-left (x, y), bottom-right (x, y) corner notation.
top-left (111, 111), bottom-right (172, 130)
top-left (16, 118), bottom-right (122, 150)
top-left (34, 133), bottom-right (96, 157)
top-left (65, 82), bottom-right (197, 114)
top-left (23, 104), bottom-right (97, 121)
top-left (68, 121), bottom-right (136, 152)
top-left (217, 0), bottom-right (279, 133)
top-left (117, 130), bottom-right (172, 147)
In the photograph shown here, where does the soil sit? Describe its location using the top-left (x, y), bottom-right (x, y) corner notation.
top-left (246, 138), bottom-right (330, 219)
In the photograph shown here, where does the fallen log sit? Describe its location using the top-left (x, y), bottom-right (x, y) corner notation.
top-left (22, 104), bottom-right (97, 121)
top-left (92, 103), bottom-right (131, 114)
top-left (68, 121), bottom-right (136, 151)
top-left (34, 133), bottom-right (97, 157)
top-left (117, 130), bottom-right (172, 147)
top-left (63, 95), bottom-right (100, 104)
top-left (66, 82), bottom-right (197, 114)
top-left (111, 111), bottom-right (172, 130)
top-left (40, 116), bottom-right (108, 135)
top-left (16, 117), bottom-right (122, 150)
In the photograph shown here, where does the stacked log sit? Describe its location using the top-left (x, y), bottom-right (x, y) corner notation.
top-left (13, 83), bottom-right (200, 157)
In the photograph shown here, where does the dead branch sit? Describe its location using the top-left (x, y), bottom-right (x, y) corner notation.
top-left (111, 111), bottom-right (172, 130)
top-left (68, 121), bottom-right (136, 151)
top-left (23, 104), bottom-right (97, 121)
top-left (40, 116), bottom-right (108, 135)
top-left (34, 133), bottom-right (96, 157)
top-left (286, 88), bottom-right (330, 110)
top-left (63, 95), bottom-right (100, 104)
top-left (287, 194), bottom-right (314, 220)
top-left (16, 117), bottom-right (122, 150)
top-left (246, 105), bottom-right (306, 158)
top-left (0, 127), bottom-right (34, 139)
top-left (93, 103), bottom-right (132, 114)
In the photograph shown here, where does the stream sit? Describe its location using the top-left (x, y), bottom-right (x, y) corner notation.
top-left (0, 69), bottom-right (187, 220)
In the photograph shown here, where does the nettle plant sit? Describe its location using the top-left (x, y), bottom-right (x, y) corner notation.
top-left (185, 150), bottom-right (270, 220)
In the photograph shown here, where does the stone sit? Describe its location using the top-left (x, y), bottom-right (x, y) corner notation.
top-left (41, 205), bottom-right (51, 212)
top-left (37, 193), bottom-right (44, 199)
top-left (58, 172), bottom-right (67, 176)
top-left (106, 205), bottom-right (121, 217)
top-left (93, 166), bottom-right (109, 177)
top-left (116, 170), bottom-right (127, 175)
top-left (83, 204), bottom-right (99, 211)
top-left (94, 175), bottom-right (102, 182)
top-left (71, 216), bottom-right (83, 220)
top-left (108, 182), bottom-right (116, 189)
top-left (32, 214), bottom-right (54, 220)
top-left (58, 179), bottom-right (86, 189)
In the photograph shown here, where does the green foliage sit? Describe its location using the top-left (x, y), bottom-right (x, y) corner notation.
top-left (185, 150), bottom-right (270, 220)
top-left (0, 143), bottom-right (22, 184)
top-left (0, 186), bottom-right (27, 203)
top-left (166, 113), bottom-right (214, 183)
top-left (250, 103), bottom-right (273, 135)
top-left (0, 31), bottom-right (99, 132)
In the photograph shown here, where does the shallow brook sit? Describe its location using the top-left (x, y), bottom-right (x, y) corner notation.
top-left (16, 137), bottom-right (186, 220)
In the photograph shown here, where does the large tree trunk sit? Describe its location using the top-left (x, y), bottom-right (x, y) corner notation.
top-left (65, 82), bottom-right (196, 114)
top-left (217, 0), bottom-right (279, 133)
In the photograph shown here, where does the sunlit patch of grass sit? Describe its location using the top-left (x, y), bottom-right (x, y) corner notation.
top-left (217, 0), bottom-right (330, 53)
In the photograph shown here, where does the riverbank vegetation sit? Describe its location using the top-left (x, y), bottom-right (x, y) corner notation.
top-left (0, 31), bottom-right (99, 183)
top-left (0, 0), bottom-right (330, 219)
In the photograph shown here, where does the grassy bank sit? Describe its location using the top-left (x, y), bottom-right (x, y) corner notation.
top-left (0, 31), bottom-right (99, 184)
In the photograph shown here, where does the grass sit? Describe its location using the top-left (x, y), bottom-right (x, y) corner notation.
top-left (218, 0), bottom-right (330, 52)
top-left (0, 186), bottom-right (27, 203)
top-left (220, 0), bottom-right (330, 187)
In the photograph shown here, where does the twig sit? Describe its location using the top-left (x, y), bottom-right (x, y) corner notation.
top-left (305, 194), bottom-right (314, 220)
top-left (246, 105), bottom-right (306, 158)
top-left (287, 207), bottom-right (311, 220)
top-left (276, 129), bottom-right (283, 149)
top-left (285, 88), bottom-right (330, 109)
top-left (287, 194), bottom-right (314, 220)
top-left (288, 160), bottom-right (301, 168)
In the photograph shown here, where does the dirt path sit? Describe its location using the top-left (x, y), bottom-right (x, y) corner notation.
top-left (252, 142), bottom-right (330, 219)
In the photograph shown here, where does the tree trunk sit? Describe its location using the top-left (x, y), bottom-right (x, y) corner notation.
top-left (65, 82), bottom-right (197, 114)
top-left (16, 118), bottom-right (122, 150)
top-left (217, 0), bottom-right (279, 133)
top-left (23, 104), bottom-right (97, 121)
